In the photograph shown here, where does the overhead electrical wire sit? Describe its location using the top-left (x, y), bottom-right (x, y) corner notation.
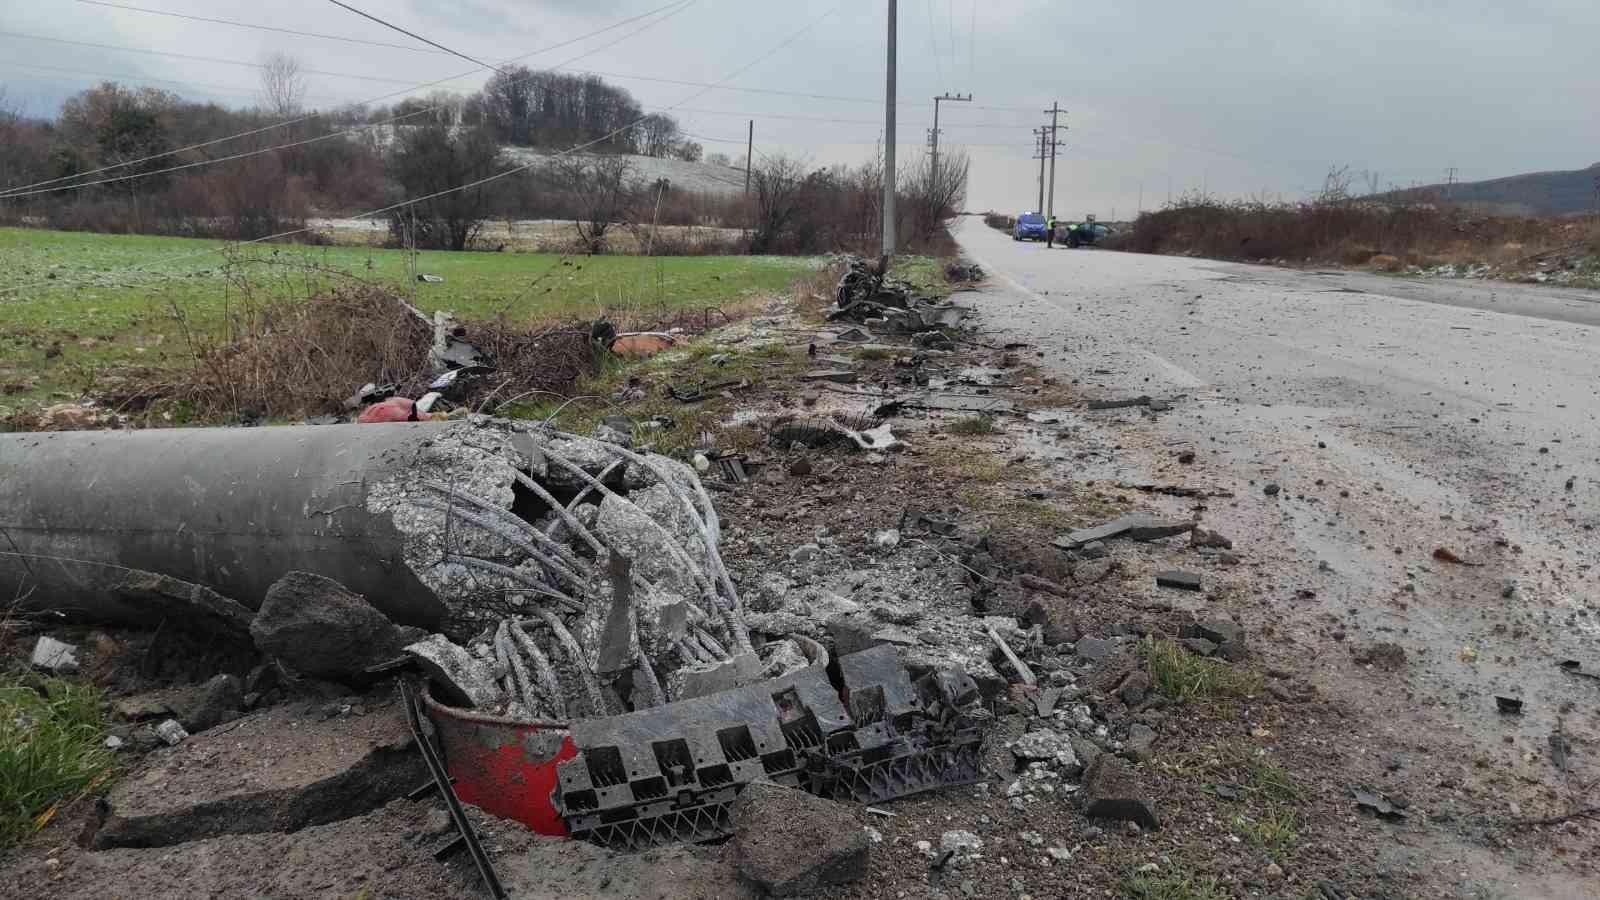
top-left (0, 3), bottom-right (844, 300)
top-left (0, 31), bottom-right (420, 85)
top-left (322, 0), bottom-right (508, 74)
top-left (0, 62), bottom-right (343, 104)
top-left (0, 0), bottom-right (697, 197)
top-left (74, 0), bottom-right (458, 55)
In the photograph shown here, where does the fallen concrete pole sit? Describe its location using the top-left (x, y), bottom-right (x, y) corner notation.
top-left (0, 422), bottom-right (456, 628)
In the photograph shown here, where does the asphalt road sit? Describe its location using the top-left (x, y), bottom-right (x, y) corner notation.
top-left (954, 216), bottom-right (1599, 783)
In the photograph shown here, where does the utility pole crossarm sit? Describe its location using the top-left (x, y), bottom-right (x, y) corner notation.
top-left (929, 92), bottom-right (972, 184)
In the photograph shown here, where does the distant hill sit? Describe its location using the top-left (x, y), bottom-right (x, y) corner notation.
top-left (1386, 162), bottom-right (1600, 216)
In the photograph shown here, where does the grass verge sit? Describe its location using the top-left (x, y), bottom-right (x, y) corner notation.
top-left (1142, 638), bottom-right (1262, 703)
top-left (1124, 872), bottom-right (1230, 900)
top-left (0, 673), bottom-right (114, 847)
top-left (0, 227), bottom-right (813, 410)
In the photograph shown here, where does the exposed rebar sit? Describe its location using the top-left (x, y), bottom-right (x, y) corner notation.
top-left (529, 609), bottom-right (606, 717)
top-left (445, 554), bottom-right (586, 614)
top-left (507, 618), bottom-right (567, 719)
top-left (413, 495), bottom-right (586, 589)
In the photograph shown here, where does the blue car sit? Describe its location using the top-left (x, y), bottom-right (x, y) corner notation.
top-left (1012, 212), bottom-right (1048, 241)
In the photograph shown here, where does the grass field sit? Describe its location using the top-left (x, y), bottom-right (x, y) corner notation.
top-left (0, 228), bottom-right (814, 410)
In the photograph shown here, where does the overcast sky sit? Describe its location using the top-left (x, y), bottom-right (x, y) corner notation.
top-left (3, 0), bottom-right (1598, 218)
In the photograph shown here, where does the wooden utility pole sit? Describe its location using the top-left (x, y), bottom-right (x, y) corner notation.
top-left (744, 120), bottom-right (753, 196)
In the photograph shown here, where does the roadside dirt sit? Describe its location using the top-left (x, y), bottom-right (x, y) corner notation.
top-left (4, 265), bottom-right (1594, 899)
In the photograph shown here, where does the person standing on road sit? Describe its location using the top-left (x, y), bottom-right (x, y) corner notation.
top-left (1046, 214), bottom-right (1057, 248)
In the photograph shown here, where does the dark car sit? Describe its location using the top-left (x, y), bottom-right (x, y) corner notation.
top-left (1065, 221), bottom-right (1114, 248)
top-left (1012, 212), bottom-right (1048, 241)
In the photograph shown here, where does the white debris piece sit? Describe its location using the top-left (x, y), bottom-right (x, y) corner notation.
top-left (155, 719), bottom-right (189, 746)
top-left (30, 636), bottom-right (80, 674)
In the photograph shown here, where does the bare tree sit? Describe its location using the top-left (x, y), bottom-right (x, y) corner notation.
top-left (553, 155), bottom-right (636, 253)
top-left (259, 53), bottom-right (306, 118)
top-left (748, 155), bottom-right (810, 253)
top-left (902, 149), bottom-right (969, 243)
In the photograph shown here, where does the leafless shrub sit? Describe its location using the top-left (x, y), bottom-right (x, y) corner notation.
top-left (552, 155), bottom-right (638, 254)
top-left (902, 150), bottom-right (970, 244)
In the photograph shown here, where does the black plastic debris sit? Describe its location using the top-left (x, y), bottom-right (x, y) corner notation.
top-left (1494, 696), bottom-right (1524, 715)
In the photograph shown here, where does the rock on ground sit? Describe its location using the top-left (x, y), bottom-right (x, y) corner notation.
top-left (732, 781), bottom-right (869, 897)
top-left (91, 698), bottom-right (424, 849)
top-left (404, 634), bottom-right (501, 708)
top-left (10, 801), bottom-right (483, 900)
top-left (1081, 755), bottom-right (1160, 829)
top-left (30, 635), bottom-right (79, 673)
top-left (250, 572), bottom-right (425, 681)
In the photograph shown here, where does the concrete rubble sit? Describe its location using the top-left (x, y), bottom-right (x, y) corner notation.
top-left (730, 781), bottom-right (870, 897)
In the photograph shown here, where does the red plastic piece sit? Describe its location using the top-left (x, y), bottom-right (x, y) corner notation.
top-left (358, 397), bottom-right (431, 424)
top-left (421, 688), bottom-right (574, 836)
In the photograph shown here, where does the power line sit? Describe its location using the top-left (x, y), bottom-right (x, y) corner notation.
top-left (322, 0), bottom-right (507, 75)
top-left (0, 31), bottom-right (419, 85)
top-left (1, 3), bottom-right (844, 300)
top-left (0, 0), bottom-right (697, 196)
top-left (0, 62), bottom-right (344, 104)
top-left (74, 0), bottom-right (456, 55)
top-left (926, 0), bottom-right (944, 89)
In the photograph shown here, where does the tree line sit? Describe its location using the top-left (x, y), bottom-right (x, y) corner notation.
top-left (0, 58), bottom-right (968, 256)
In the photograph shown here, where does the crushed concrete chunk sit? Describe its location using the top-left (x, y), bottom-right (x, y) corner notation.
top-left (403, 634), bottom-right (501, 708)
top-left (251, 572), bottom-right (425, 681)
top-left (1054, 514), bottom-right (1196, 549)
top-left (92, 700), bottom-right (423, 849)
top-left (154, 719), bottom-right (189, 746)
top-left (1082, 755), bottom-right (1160, 829)
top-left (672, 651), bottom-right (763, 700)
top-left (732, 781), bottom-right (869, 897)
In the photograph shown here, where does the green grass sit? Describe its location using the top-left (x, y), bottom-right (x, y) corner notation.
top-left (1124, 873), bottom-right (1230, 900)
top-left (0, 227), bottom-right (813, 409)
top-left (947, 415), bottom-right (996, 435)
top-left (1163, 740), bottom-right (1301, 805)
top-left (511, 339), bottom-right (807, 453)
top-left (0, 673), bottom-right (114, 846)
top-left (1235, 807), bottom-right (1299, 855)
top-left (1142, 638), bottom-right (1262, 704)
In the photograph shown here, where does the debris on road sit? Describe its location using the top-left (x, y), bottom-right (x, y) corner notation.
top-left (1353, 790), bottom-right (1406, 820)
top-left (1087, 396), bottom-right (1152, 410)
top-left (1494, 696), bottom-right (1524, 715)
top-left (1055, 514), bottom-right (1197, 550)
top-left (1155, 570), bottom-right (1203, 592)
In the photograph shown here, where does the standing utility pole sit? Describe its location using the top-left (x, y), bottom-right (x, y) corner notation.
top-left (1444, 166), bottom-right (1458, 202)
top-left (744, 120), bottom-right (753, 197)
top-left (881, 0), bottom-right (898, 265)
top-left (1031, 128), bottom-right (1051, 212)
top-left (929, 92), bottom-right (971, 178)
top-left (1042, 102), bottom-right (1065, 218)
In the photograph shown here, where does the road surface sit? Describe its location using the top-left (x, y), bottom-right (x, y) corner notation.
top-left (954, 215), bottom-right (1598, 827)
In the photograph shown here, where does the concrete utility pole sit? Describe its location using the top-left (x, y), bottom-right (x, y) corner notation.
top-left (881, 0), bottom-right (897, 265)
top-left (1444, 166), bottom-right (1458, 202)
top-left (1032, 128), bottom-right (1047, 212)
top-left (744, 120), bottom-right (753, 197)
top-left (1042, 102), bottom-right (1065, 218)
top-left (929, 92), bottom-right (971, 178)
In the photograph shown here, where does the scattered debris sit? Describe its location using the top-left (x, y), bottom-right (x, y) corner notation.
top-left (1082, 756), bottom-right (1160, 829)
top-left (1431, 546), bottom-right (1483, 566)
top-left (1264, 483), bottom-right (1282, 496)
top-left (251, 572), bottom-right (425, 682)
top-left (1495, 696), bottom-right (1524, 715)
top-left (1087, 396), bottom-right (1152, 411)
top-left (730, 782), bottom-right (870, 897)
top-left (357, 396), bottom-right (432, 423)
top-left (1190, 528), bottom-right (1234, 550)
top-left (1548, 731), bottom-right (1572, 772)
top-left (801, 369), bottom-right (858, 384)
top-left (610, 332), bottom-right (678, 357)
top-left (29, 635), bottom-right (80, 674)
top-left (1351, 643), bottom-right (1407, 671)
top-left (1055, 514), bottom-right (1196, 550)
top-left (987, 624), bottom-right (1036, 685)
top-left (154, 719), bottom-right (189, 747)
top-left (1353, 790), bottom-right (1406, 820)
top-left (1155, 570), bottom-right (1202, 592)
top-left (1559, 659), bottom-right (1600, 683)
